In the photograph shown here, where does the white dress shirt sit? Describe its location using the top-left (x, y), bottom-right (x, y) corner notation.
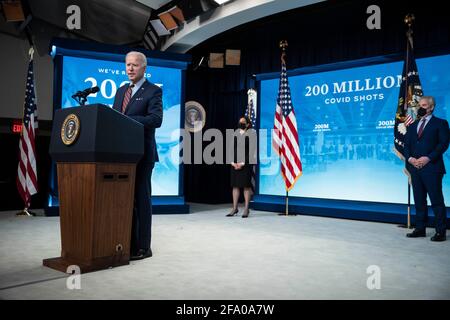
top-left (131, 77), bottom-right (146, 97)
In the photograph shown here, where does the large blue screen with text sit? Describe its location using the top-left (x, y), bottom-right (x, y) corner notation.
top-left (259, 54), bottom-right (450, 204)
top-left (61, 56), bottom-right (181, 196)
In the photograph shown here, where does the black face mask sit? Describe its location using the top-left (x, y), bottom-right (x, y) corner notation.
top-left (417, 107), bottom-right (427, 117)
top-left (239, 123), bottom-right (247, 130)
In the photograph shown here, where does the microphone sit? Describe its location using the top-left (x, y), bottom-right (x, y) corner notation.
top-left (71, 86), bottom-right (99, 106)
top-left (72, 86), bottom-right (99, 99)
top-left (82, 86), bottom-right (100, 95)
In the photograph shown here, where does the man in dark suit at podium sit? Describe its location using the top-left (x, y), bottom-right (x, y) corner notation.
top-left (113, 51), bottom-right (163, 259)
top-left (404, 96), bottom-right (449, 241)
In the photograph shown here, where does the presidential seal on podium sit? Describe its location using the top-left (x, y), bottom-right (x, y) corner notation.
top-left (61, 113), bottom-right (80, 146)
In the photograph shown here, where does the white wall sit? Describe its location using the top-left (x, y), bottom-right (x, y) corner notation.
top-left (0, 33), bottom-right (54, 121)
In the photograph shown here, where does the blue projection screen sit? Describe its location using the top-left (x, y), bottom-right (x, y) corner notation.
top-left (60, 56), bottom-right (182, 196)
top-left (259, 54), bottom-right (450, 205)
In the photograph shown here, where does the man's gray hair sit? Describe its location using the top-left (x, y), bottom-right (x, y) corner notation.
top-left (419, 96), bottom-right (436, 108)
top-left (125, 51), bottom-right (147, 67)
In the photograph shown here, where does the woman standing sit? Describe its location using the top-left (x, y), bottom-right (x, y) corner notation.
top-left (227, 116), bottom-right (254, 218)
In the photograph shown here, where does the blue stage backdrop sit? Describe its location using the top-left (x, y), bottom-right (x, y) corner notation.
top-left (259, 54), bottom-right (450, 205)
top-left (60, 56), bottom-right (182, 196)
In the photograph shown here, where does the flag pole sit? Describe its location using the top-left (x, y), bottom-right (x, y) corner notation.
top-left (279, 189), bottom-right (297, 216)
top-left (278, 40), bottom-right (297, 217)
top-left (285, 191), bottom-right (289, 216)
top-left (403, 14), bottom-right (415, 229)
top-left (407, 183), bottom-right (411, 228)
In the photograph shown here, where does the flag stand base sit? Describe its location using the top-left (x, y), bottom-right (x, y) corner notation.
top-left (397, 224), bottom-right (413, 229)
top-left (278, 213), bottom-right (297, 216)
top-left (16, 208), bottom-right (36, 217)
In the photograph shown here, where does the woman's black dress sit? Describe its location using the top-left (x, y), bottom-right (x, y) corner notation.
top-left (230, 130), bottom-right (252, 188)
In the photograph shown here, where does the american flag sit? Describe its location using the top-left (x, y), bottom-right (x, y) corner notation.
top-left (17, 55), bottom-right (38, 209)
top-left (245, 97), bottom-right (256, 128)
top-left (245, 95), bottom-right (256, 192)
top-left (272, 61), bottom-right (302, 191)
top-left (394, 28), bottom-right (423, 158)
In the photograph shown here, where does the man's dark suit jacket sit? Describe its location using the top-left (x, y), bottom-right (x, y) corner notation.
top-left (112, 79), bottom-right (163, 253)
top-left (112, 80), bottom-right (163, 163)
top-left (404, 116), bottom-right (450, 174)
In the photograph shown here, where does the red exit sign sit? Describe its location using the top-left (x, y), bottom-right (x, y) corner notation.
top-left (12, 119), bottom-right (22, 134)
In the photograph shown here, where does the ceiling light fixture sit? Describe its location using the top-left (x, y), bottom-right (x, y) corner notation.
top-left (213, 0), bottom-right (232, 5)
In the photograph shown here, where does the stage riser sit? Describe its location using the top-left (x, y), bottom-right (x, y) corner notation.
top-left (252, 202), bottom-right (450, 227)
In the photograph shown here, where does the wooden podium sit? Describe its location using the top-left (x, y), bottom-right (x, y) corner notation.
top-left (43, 104), bottom-right (144, 273)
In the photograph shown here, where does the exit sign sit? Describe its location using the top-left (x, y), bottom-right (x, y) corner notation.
top-left (12, 119), bottom-right (22, 134)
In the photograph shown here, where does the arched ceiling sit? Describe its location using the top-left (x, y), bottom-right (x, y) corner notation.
top-left (160, 0), bottom-right (324, 53)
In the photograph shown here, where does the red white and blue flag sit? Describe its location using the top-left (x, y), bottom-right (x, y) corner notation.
top-left (272, 60), bottom-right (302, 191)
top-left (245, 90), bottom-right (257, 192)
top-left (17, 50), bottom-right (38, 209)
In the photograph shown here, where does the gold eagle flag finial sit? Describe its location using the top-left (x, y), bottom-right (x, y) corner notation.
top-left (404, 14), bottom-right (415, 28)
top-left (279, 40), bottom-right (288, 65)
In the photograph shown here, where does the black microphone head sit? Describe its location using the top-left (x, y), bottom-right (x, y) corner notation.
top-left (82, 86), bottom-right (99, 94)
top-left (72, 91), bottom-right (83, 98)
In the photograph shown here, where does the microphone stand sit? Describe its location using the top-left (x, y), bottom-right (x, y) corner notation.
top-left (72, 93), bottom-right (88, 106)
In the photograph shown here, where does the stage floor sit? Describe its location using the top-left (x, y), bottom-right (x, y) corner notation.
top-left (0, 203), bottom-right (449, 299)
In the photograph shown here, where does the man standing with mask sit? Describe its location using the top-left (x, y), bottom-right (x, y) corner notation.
top-left (404, 96), bottom-right (449, 241)
top-left (113, 51), bottom-right (163, 259)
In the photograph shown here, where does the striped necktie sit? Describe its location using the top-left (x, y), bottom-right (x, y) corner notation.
top-left (417, 118), bottom-right (427, 139)
top-left (121, 84), bottom-right (134, 113)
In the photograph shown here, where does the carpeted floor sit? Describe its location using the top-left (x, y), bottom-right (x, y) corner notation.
top-left (0, 203), bottom-right (449, 299)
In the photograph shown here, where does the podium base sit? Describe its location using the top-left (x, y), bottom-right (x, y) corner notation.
top-left (43, 255), bottom-right (130, 274)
